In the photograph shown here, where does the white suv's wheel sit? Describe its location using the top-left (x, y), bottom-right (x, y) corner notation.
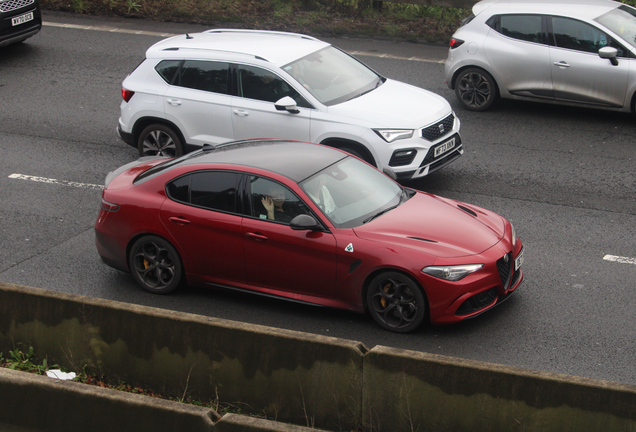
top-left (138, 124), bottom-right (184, 157)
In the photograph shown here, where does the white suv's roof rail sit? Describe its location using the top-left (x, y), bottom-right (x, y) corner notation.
top-left (157, 46), bottom-right (269, 62)
top-left (204, 28), bottom-right (321, 42)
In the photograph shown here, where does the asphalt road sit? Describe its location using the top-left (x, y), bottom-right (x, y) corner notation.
top-left (1, 11), bottom-right (635, 386)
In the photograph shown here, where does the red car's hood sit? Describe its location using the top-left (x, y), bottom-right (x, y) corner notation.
top-left (352, 192), bottom-right (506, 258)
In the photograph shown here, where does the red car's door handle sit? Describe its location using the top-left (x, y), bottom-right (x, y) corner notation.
top-left (168, 216), bottom-right (191, 225)
top-left (245, 232), bottom-right (268, 241)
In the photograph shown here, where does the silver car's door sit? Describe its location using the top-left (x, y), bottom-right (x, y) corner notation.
top-left (483, 14), bottom-right (553, 99)
top-left (231, 64), bottom-right (312, 142)
top-left (163, 60), bottom-right (235, 146)
top-left (549, 17), bottom-right (629, 108)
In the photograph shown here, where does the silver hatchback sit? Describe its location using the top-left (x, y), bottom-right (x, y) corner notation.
top-left (445, 0), bottom-right (636, 112)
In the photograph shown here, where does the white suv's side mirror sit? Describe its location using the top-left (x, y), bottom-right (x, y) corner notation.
top-left (599, 46), bottom-right (619, 66)
top-left (275, 96), bottom-right (300, 114)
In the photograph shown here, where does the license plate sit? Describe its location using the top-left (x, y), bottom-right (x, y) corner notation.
top-left (514, 248), bottom-right (524, 271)
top-left (434, 137), bottom-right (455, 158)
top-left (12, 12), bottom-right (34, 26)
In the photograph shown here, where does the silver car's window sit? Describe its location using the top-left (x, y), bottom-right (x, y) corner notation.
top-left (499, 15), bottom-right (545, 44)
top-left (596, 5), bottom-right (636, 51)
top-left (300, 157), bottom-right (403, 228)
top-left (552, 17), bottom-right (610, 54)
top-left (488, 14), bottom-right (548, 44)
top-left (283, 46), bottom-right (383, 106)
top-left (237, 65), bottom-right (312, 108)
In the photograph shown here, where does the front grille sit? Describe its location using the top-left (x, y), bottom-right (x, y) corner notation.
top-left (389, 148), bottom-right (417, 167)
top-left (497, 253), bottom-right (513, 291)
top-left (456, 288), bottom-right (498, 316)
top-left (0, 0), bottom-right (34, 12)
top-left (419, 133), bottom-right (462, 167)
top-left (510, 267), bottom-right (521, 288)
top-left (421, 113), bottom-right (455, 141)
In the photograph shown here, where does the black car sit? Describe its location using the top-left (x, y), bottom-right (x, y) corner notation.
top-left (0, 0), bottom-right (41, 48)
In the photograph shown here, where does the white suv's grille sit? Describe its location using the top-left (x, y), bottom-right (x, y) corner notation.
top-left (0, 0), bottom-right (34, 12)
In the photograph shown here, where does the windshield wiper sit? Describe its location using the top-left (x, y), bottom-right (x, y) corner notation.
top-left (348, 77), bottom-right (384, 101)
top-left (362, 189), bottom-right (408, 224)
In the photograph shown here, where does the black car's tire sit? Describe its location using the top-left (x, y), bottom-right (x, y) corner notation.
top-left (455, 68), bottom-right (498, 111)
top-left (138, 124), bottom-right (184, 157)
top-left (367, 271), bottom-right (426, 333)
top-left (129, 235), bottom-right (183, 294)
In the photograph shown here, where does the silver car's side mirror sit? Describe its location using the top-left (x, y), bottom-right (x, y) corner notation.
top-left (275, 96), bottom-right (300, 114)
top-left (599, 46), bottom-right (619, 66)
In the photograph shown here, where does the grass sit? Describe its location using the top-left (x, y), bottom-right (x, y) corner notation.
top-left (40, 0), bottom-right (636, 43)
top-left (0, 346), bottom-right (261, 418)
top-left (40, 0), bottom-right (472, 42)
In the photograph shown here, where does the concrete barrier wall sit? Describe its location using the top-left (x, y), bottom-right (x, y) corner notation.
top-left (2, 282), bottom-right (636, 432)
top-left (363, 346), bottom-right (636, 431)
top-left (0, 282), bottom-right (365, 431)
top-left (0, 367), bottom-right (217, 432)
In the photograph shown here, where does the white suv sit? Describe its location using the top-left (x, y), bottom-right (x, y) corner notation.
top-left (118, 29), bottom-right (463, 180)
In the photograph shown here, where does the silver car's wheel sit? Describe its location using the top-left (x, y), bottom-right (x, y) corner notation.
top-left (129, 235), bottom-right (183, 294)
top-left (455, 68), bottom-right (497, 111)
top-left (367, 272), bottom-right (426, 333)
top-left (138, 124), bottom-right (184, 157)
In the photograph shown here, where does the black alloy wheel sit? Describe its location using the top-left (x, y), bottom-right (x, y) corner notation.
top-left (138, 124), bottom-right (184, 157)
top-left (455, 68), bottom-right (497, 111)
top-left (367, 272), bottom-right (426, 333)
top-left (129, 235), bottom-right (183, 294)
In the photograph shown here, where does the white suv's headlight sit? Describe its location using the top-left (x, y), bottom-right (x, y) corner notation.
top-left (373, 129), bottom-right (414, 143)
top-left (422, 264), bottom-right (484, 281)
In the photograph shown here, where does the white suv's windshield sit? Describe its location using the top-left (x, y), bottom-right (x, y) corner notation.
top-left (283, 46), bottom-right (383, 106)
top-left (300, 157), bottom-right (405, 228)
top-left (596, 5), bottom-right (636, 50)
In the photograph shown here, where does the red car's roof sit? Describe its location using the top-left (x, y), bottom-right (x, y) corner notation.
top-left (158, 140), bottom-right (349, 183)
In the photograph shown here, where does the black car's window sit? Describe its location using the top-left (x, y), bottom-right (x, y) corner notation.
top-left (167, 171), bottom-right (241, 213)
top-left (155, 60), bottom-right (182, 84)
top-left (176, 60), bottom-right (229, 94)
top-left (552, 17), bottom-right (611, 54)
top-left (490, 14), bottom-right (548, 44)
top-left (249, 176), bottom-right (310, 225)
top-left (237, 65), bottom-right (312, 108)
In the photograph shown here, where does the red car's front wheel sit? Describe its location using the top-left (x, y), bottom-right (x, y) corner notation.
top-left (367, 272), bottom-right (426, 333)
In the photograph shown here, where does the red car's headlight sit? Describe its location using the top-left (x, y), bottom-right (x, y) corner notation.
top-left (422, 264), bottom-right (484, 281)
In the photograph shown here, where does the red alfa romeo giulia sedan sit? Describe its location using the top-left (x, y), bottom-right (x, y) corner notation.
top-left (95, 139), bottom-right (524, 333)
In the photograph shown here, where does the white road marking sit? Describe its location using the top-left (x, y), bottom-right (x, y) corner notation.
top-left (603, 255), bottom-right (636, 265)
top-left (8, 174), bottom-right (104, 190)
top-left (42, 22), bottom-right (444, 63)
top-left (43, 21), bottom-right (177, 38)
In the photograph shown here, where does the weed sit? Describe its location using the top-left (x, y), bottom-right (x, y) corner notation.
top-left (1, 346), bottom-right (58, 375)
top-left (125, 0), bottom-right (140, 14)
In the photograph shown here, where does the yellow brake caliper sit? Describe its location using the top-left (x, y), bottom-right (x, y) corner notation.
top-left (380, 282), bottom-right (391, 309)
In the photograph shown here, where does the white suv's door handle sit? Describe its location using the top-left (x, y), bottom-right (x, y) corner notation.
top-left (553, 61), bottom-right (570, 68)
top-left (167, 98), bottom-right (182, 106)
top-left (233, 109), bottom-right (249, 117)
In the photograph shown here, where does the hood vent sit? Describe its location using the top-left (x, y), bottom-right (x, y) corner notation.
top-left (408, 237), bottom-right (437, 243)
top-left (457, 205), bottom-right (477, 217)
